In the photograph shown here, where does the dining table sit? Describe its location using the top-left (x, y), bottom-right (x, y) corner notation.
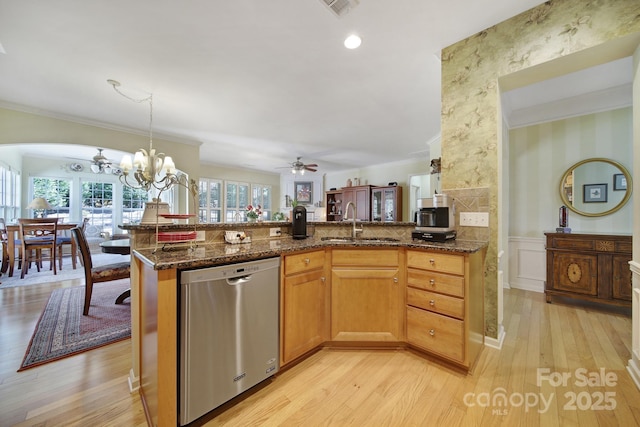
top-left (5, 222), bottom-right (78, 278)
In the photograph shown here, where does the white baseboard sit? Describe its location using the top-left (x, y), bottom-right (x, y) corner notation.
top-left (510, 279), bottom-right (544, 293)
top-left (627, 358), bottom-right (640, 391)
top-left (128, 368), bottom-right (140, 393)
top-left (484, 324), bottom-right (506, 350)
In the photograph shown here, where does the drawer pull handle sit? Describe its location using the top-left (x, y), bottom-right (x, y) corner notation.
top-left (304, 258), bottom-right (310, 264)
top-left (429, 300), bottom-right (435, 306)
top-left (429, 329), bottom-right (435, 336)
top-left (429, 259), bottom-right (435, 265)
top-left (429, 279), bottom-right (435, 286)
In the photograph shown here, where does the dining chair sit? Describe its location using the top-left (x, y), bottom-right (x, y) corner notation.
top-left (56, 217), bottom-right (89, 270)
top-left (0, 218), bottom-right (18, 277)
top-left (71, 226), bottom-right (130, 315)
top-left (18, 218), bottom-right (59, 279)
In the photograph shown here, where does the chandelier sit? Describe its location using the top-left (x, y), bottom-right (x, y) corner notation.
top-left (108, 79), bottom-right (190, 194)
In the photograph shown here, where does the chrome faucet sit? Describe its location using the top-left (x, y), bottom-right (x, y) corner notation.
top-left (344, 201), bottom-right (363, 238)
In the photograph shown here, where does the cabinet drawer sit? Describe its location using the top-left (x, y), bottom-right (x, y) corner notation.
top-left (407, 268), bottom-right (464, 298)
top-left (407, 250), bottom-right (464, 275)
top-left (407, 306), bottom-right (464, 362)
top-left (332, 249), bottom-right (398, 267)
top-left (284, 250), bottom-right (326, 276)
top-left (551, 238), bottom-right (594, 251)
top-left (407, 287), bottom-right (464, 319)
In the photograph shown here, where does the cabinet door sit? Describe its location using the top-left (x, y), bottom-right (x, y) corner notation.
top-left (331, 267), bottom-right (402, 341)
top-left (282, 269), bottom-right (328, 364)
top-left (549, 252), bottom-right (597, 296)
top-left (372, 189), bottom-right (383, 221)
top-left (354, 187), bottom-right (370, 220)
top-left (612, 254), bottom-right (632, 301)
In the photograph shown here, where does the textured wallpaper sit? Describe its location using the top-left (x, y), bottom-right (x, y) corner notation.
top-left (441, 0), bottom-right (640, 338)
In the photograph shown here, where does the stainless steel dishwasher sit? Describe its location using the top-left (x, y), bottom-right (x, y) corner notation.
top-left (179, 257), bottom-right (280, 425)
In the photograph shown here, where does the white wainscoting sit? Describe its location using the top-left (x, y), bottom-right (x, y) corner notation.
top-left (508, 236), bottom-right (546, 293)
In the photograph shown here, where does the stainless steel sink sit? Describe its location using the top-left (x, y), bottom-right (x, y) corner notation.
top-left (321, 237), bottom-right (400, 243)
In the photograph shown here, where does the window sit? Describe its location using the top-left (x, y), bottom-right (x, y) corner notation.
top-left (82, 180), bottom-right (114, 238)
top-left (0, 163), bottom-right (20, 221)
top-left (198, 178), bottom-right (222, 223)
top-left (30, 177), bottom-right (71, 220)
top-left (226, 181), bottom-right (250, 222)
top-left (122, 186), bottom-right (149, 225)
top-left (252, 184), bottom-right (272, 220)
top-left (198, 178), bottom-right (273, 223)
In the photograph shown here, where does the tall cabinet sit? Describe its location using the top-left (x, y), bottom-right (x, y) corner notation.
top-left (325, 185), bottom-right (403, 222)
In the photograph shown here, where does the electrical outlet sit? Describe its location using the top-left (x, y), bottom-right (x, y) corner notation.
top-left (459, 212), bottom-right (474, 226)
top-left (459, 212), bottom-right (489, 227)
top-left (269, 227), bottom-right (282, 237)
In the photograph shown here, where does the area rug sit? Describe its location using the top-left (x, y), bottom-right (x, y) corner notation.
top-left (0, 253), bottom-right (130, 289)
top-left (18, 279), bottom-right (131, 371)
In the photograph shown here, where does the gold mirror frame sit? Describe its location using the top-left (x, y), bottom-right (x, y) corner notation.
top-left (559, 158), bottom-right (633, 217)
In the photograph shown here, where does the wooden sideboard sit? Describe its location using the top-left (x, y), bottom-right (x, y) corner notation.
top-left (544, 232), bottom-right (632, 309)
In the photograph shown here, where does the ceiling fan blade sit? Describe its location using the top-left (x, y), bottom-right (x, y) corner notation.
top-left (304, 166), bottom-right (317, 172)
top-left (305, 164), bottom-right (318, 168)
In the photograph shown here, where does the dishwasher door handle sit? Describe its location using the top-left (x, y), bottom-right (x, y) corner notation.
top-left (226, 275), bottom-right (253, 285)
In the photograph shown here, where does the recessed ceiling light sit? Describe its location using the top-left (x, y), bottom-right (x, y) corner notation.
top-left (344, 34), bottom-right (362, 49)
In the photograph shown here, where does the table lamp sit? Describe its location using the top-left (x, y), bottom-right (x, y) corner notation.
top-left (28, 197), bottom-right (52, 218)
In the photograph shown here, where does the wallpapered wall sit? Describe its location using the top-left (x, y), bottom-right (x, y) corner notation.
top-left (509, 107), bottom-right (633, 237)
top-left (441, 0), bottom-right (640, 338)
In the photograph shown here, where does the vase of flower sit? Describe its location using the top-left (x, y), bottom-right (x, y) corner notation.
top-left (246, 204), bottom-right (261, 222)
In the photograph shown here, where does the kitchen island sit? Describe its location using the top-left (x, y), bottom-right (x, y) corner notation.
top-left (124, 222), bottom-right (487, 426)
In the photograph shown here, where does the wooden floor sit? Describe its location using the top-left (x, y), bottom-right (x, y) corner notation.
top-left (1, 278), bottom-right (639, 426)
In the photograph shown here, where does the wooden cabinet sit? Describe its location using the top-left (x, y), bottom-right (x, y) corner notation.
top-left (281, 250), bottom-right (330, 366)
top-left (325, 185), bottom-right (372, 221)
top-left (405, 248), bottom-right (485, 369)
top-left (331, 248), bottom-right (404, 342)
top-left (371, 186), bottom-right (403, 222)
top-left (545, 232), bottom-right (632, 308)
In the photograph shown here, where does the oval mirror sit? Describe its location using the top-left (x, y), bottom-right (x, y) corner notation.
top-left (559, 158), bottom-right (632, 217)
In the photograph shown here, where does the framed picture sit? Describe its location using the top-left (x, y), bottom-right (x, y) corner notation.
top-left (613, 173), bottom-right (627, 191)
top-left (294, 181), bottom-right (313, 205)
top-left (583, 183), bottom-right (608, 203)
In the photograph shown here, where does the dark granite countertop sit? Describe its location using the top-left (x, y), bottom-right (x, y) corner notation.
top-left (134, 236), bottom-right (488, 271)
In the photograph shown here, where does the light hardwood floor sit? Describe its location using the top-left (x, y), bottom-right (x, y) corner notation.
top-left (1, 278), bottom-right (639, 426)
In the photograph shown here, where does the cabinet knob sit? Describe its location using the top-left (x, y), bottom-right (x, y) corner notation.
top-left (304, 258), bottom-right (310, 264)
top-left (429, 258), bottom-right (435, 265)
top-left (321, 277), bottom-right (326, 284)
top-left (429, 329), bottom-right (435, 336)
top-left (429, 300), bottom-right (435, 306)
top-left (393, 277), bottom-right (398, 283)
top-left (429, 279), bottom-right (435, 286)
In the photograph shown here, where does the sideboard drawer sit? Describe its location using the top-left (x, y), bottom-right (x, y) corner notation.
top-left (552, 238), bottom-right (594, 251)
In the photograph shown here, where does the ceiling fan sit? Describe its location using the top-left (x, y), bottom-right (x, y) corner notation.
top-left (90, 148), bottom-right (116, 174)
top-left (286, 157), bottom-right (318, 175)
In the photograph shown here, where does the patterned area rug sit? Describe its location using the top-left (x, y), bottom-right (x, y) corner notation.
top-left (19, 279), bottom-right (131, 371)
